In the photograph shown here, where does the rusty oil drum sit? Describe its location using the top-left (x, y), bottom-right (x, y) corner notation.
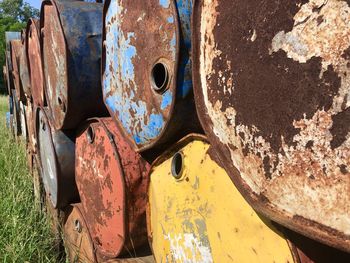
top-left (5, 32), bottom-right (21, 95)
top-left (36, 106), bottom-right (78, 209)
top-left (26, 100), bottom-right (36, 154)
top-left (192, 0), bottom-right (350, 252)
top-left (75, 118), bottom-right (150, 258)
top-left (102, 0), bottom-right (201, 152)
top-left (26, 19), bottom-right (45, 106)
top-left (40, 0), bottom-right (107, 130)
top-left (10, 40), bottom-right (26, 103)
top-left (147, 134), bottom-right (297, 262)
top-left (63, 204), bottom-right (97, 263)
top-left (19, 30), bottom-right (31, 100)
top-left (12, 90), bottom-right (21, 137)
top-left (19, 102), bottom-right (27, 142)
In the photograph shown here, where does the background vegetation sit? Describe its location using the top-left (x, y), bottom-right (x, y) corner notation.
top-left (0, 0), bottom-right (39, 93)
top-left (0, 95), bottom-right (61, 262)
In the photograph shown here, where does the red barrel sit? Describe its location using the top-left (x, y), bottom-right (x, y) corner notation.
top-left (10, 40), bottom-right (25, 102)
top-left (75, 118), bottom-right (150, 259)
top-left (26, 18), bottom-right (45, 106)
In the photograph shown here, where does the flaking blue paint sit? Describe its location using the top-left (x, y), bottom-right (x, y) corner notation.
top-left (104, 0), bottom-right (167, 146)
top-left (167, 16), bottom-right (174, 23)
top-left (160, 0), bottom-right (170, 8)
top-left (161, 90), bottom-right (173, 110)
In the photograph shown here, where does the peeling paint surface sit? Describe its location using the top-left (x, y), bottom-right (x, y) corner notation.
top-left (26, 19), bottom-right (45, 107)
top-left (103, 0), bottom-right (199, 152)
top-left (148, 136), bottom-right (294, 263)
top-left (41, 0), bottom-right (106, 130)
top-left (75, 118), bottom-right (150, 258)
top-left (192, 0), bottom-right (350, 251)
top-left (63, 205), bottom-right (97, 263)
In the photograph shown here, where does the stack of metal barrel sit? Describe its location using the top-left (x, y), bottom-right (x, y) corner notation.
top-left (3, 0), bottom-right (350, 262)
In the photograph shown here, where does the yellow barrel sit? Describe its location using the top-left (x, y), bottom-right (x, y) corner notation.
top-left (147, 135), bottom-right (295, 263)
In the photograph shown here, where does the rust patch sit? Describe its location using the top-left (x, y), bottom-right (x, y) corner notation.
top-left (75, 118), bottom-right (150, 258)
top-left (192, 0), bottom-right (350, 251)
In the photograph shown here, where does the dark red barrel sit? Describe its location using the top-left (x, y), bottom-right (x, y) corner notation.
top-left (10, 40), bottom-right (26, 102)
top-left (26, 19), bottom-right (45, 107)
top-left (40, 0), bottom-right (107, 130)
top-left (192, 0), bottom-right (350, 252)
top-left (75, 118), bottom-right (150, 258)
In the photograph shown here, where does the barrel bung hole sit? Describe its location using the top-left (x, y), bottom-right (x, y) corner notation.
top-left (151, 62), bottom-right (169, 92)
top-left (171, 152), bottom-right (184, 179)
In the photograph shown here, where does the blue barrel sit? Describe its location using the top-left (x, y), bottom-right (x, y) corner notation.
top-left (102, 0), bottom-right (201, 152)
top-left (41, 0), bottom-right (107, 130)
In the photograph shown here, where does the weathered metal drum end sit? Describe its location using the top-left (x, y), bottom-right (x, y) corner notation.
top-left (147, 135), bottom-right (295, 262)
top-left (63, 204), bottom-right (97, 263)
top-left (19, 30), bottom-right (31, 100)
top-left (19, 102), bottom-right (27, 141)
top-left (12, 91), bottom-right (21, 137)
top-left (41, 0), bottom-right (107, 130)
top-left (10, 40), bottom-right (26, 102)
top-left (26, 19), bottom-right (45, 106)
top-left (102, 0), bottom-right (201, 152)
top-left (36, 107), bottom-right (78, 208)
top-left (5, 32), bottom-right (21, 96)
top-left (75, 118), bottom-right (150, 258)
top-left (192, 0), bottom-right (350, 252)
top-left (26, 100), bottom-right (36, 154)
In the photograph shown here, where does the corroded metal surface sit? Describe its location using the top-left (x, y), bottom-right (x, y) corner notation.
top-left (26, 19), bottom-right (45, 106)
top-left (63, 204), bottom-right (97, 263)
top-left (25, 99), bottom-right (37, 154)
top-left (192, 0), bottom-right (350, 251)
top-left (36, 107), bottom-right (78, 208)
top-left (148, 134), bottom-right (295, 262)
top-left (19, 30), bottom-right (31, 100)
top-left (10, 40), bottom-right (26, 102)
top-left (41, 0), bottom-right (107, 130)
top-left (75, 118), bottom-right (150, 258)
top-left (19, 102), bottom-right (27, 141)
top-left (12, 90), bottom-right (21, 137)
top-left (5, 32), bottom-right (21, 96)
top-left (102, 0), bottom-right (201, 152)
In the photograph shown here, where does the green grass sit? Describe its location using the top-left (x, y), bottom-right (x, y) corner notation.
top-left (0, 95), bottom-right (61, 262)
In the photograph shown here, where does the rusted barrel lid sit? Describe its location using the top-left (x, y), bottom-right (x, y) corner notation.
top-left (26, 19), bottom-right (45, 107)
top-left (26, 100), bottom-right (36, 154)
top-left (10, 40), bottom-right (26, 103)
top-left (19, 102), bottom-right (27, 142)
top-left (75, 117), bottom-right (150, 258)
top-left (63, 204), bottom-right (97, 263)
top-left (5, 32), bottom-right (21, 73)
top-left (40, 0), bottom-right (107, 130)
top-left (12, 91), bottom-right (22, 137)
top-left (19, 32), bottom-right (31, 100)
top-left (192, 0), bottom-right (350, 252)
top-left (102, 0), bottom-right (201, 152)
top-left (36, 106), bottom-right (78, 209)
